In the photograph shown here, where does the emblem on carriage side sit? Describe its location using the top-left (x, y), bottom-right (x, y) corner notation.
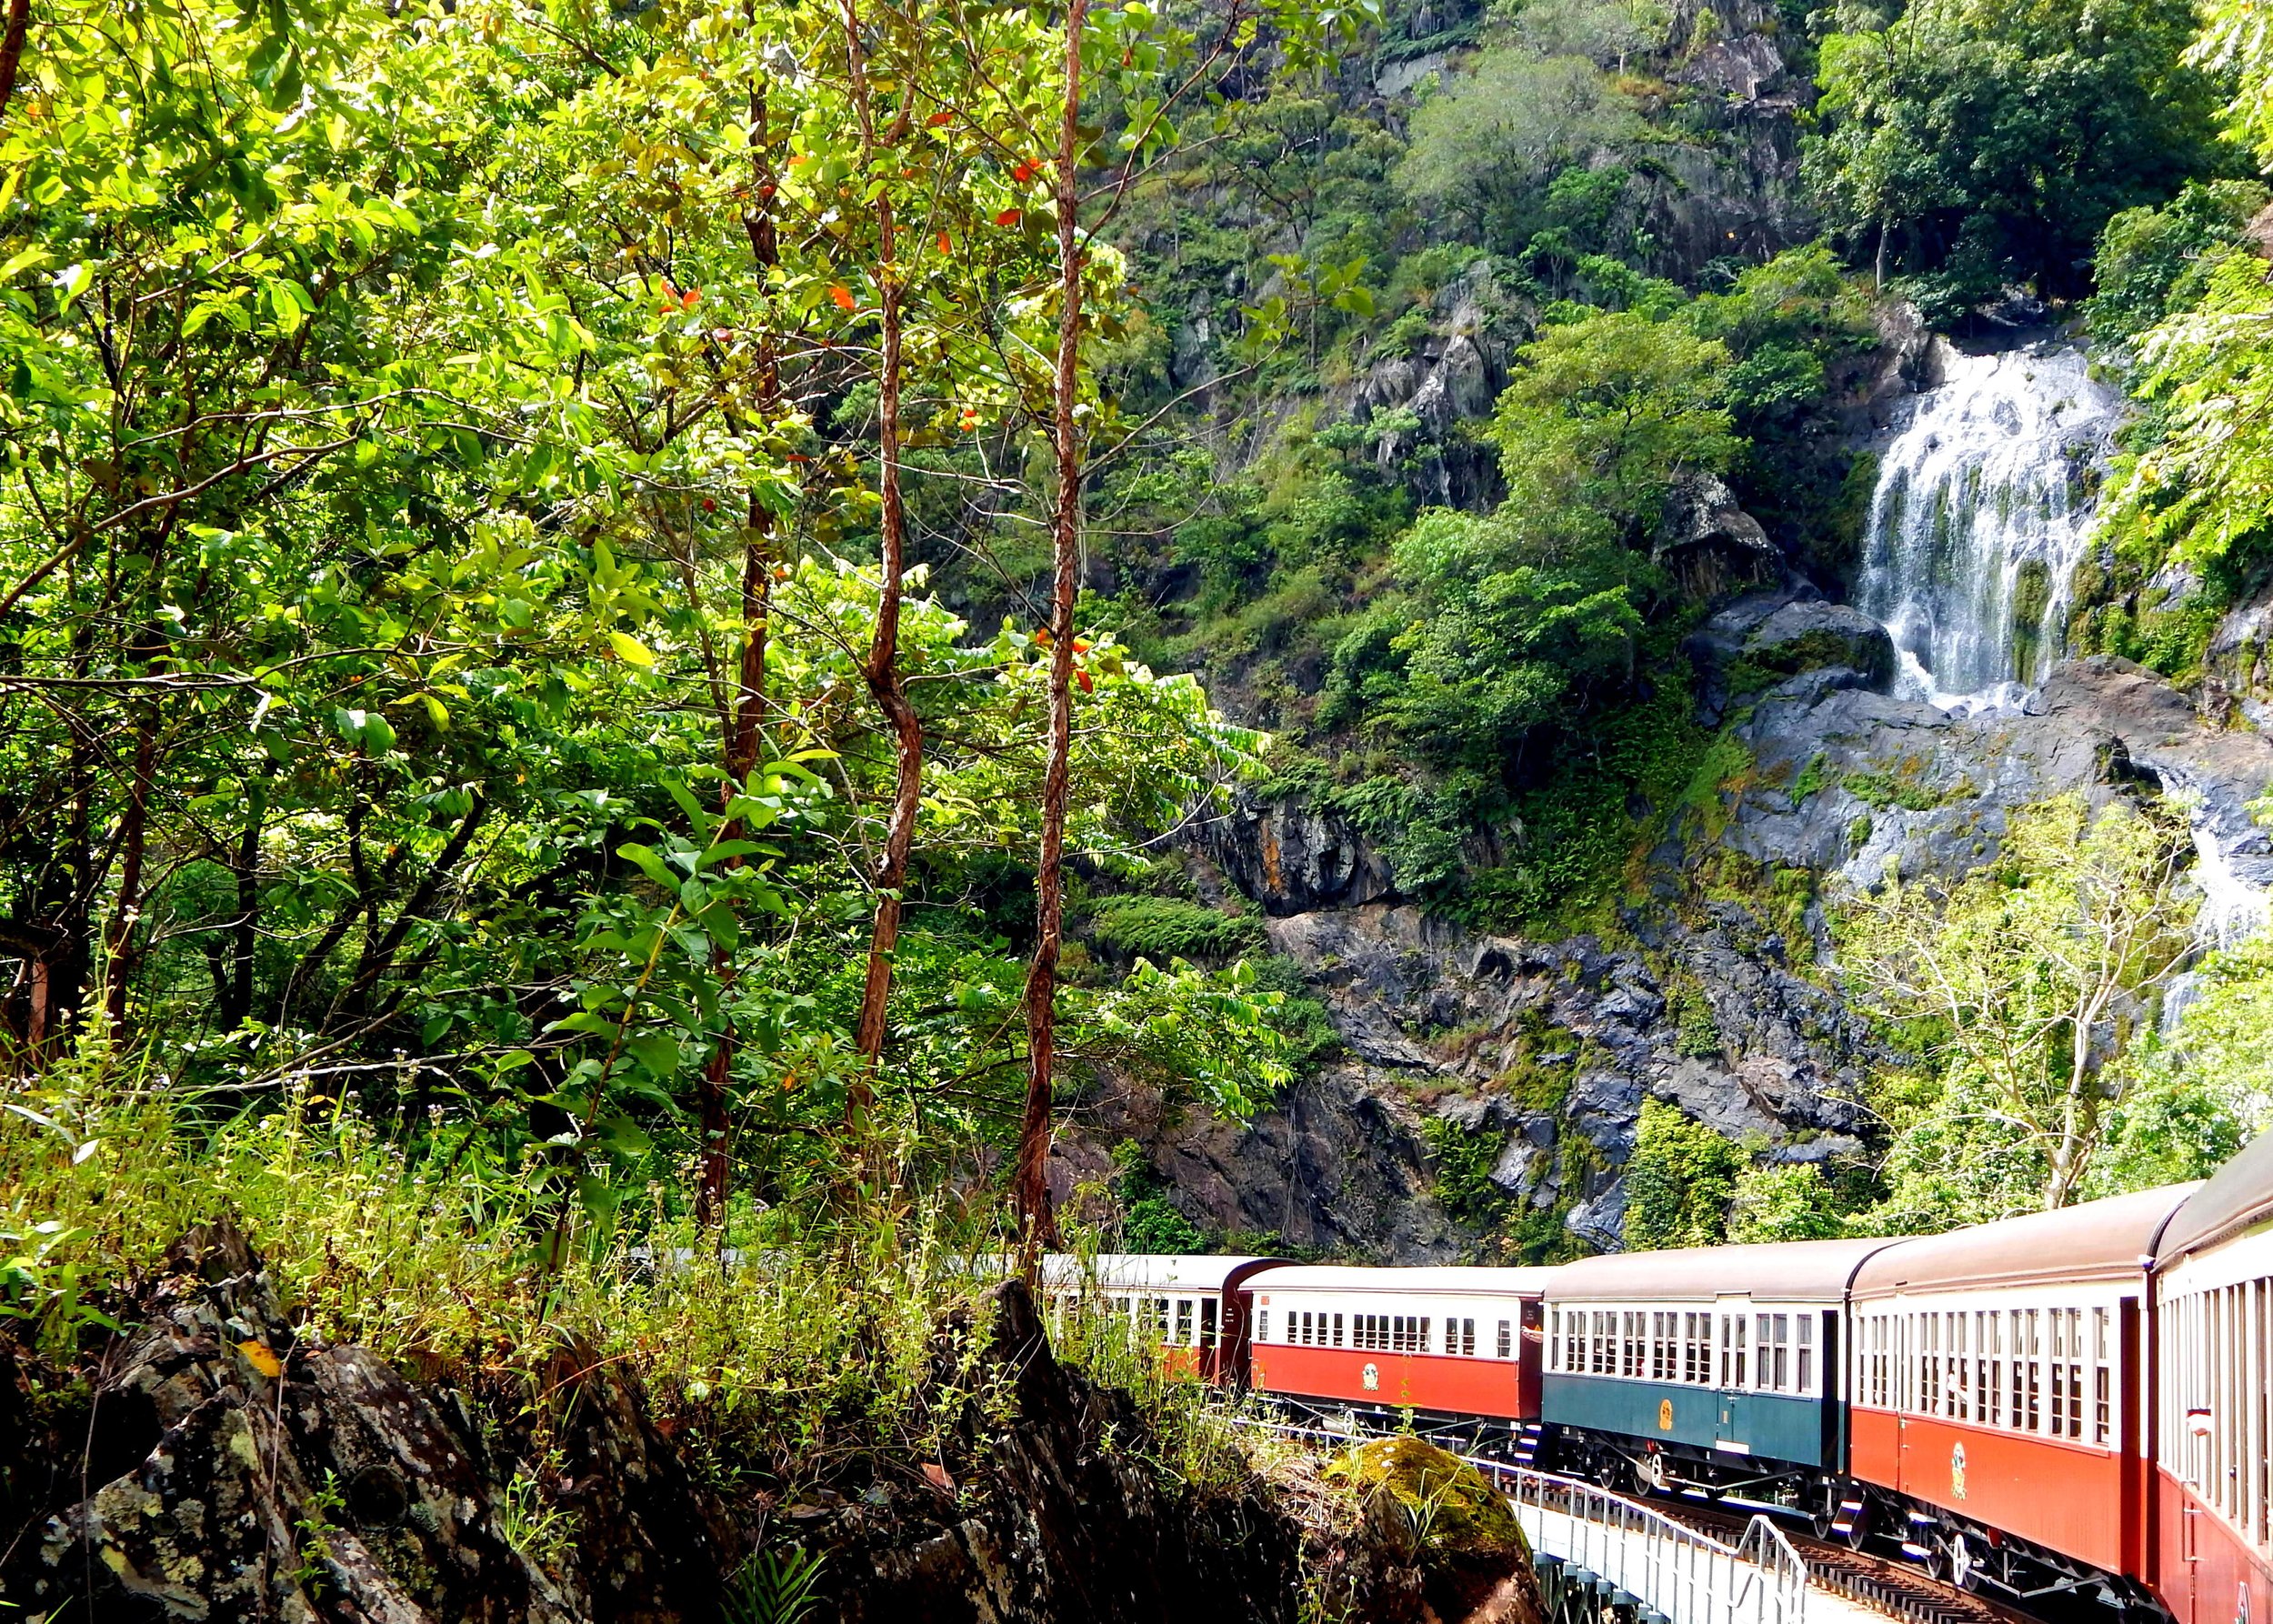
top-left (1362, 1363), bottom-right (1380, 1391)
top-left (1659, 1398), bottom-right (1675, 1431)
top-left (1950, 1442), bottom-right (1968, 1500)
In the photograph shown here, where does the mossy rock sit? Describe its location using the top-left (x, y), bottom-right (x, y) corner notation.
top-left (1324, 1437), bottom-right (1529, 1565)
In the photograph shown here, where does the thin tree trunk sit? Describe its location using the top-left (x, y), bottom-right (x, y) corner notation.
top-left (103, 706), bottom-right (160, 1034)
top-left (695, 68), bottom-right (788, 1228)
top-left (846, 0), bottom-right (924, 1133)
top-left (0, 0), bottom-right (31, 128)
top-left (219, 776), bottom-right (267, 1031)
top-left (1015, 0), bottom-right (1089, 1266)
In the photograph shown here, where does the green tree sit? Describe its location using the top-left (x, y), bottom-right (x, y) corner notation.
top-left (1397, 51), bottom-right (1637, 249)
top-left (1837, 795), bottom-right (2195, 1217)
top-left (1622, 1098), bottom-right (1742, 1249)
top-left (1806, 0), bottom-right (2231, 313)
top-left (1488, 309), bottom-right (1737, 540)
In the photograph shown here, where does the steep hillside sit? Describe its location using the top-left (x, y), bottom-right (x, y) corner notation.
top-left (1036, 0), bottom-right (2273, 1262)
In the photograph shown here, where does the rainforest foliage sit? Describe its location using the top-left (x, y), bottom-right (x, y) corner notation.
top-left (0, 0), bottom-right (2271, 1388)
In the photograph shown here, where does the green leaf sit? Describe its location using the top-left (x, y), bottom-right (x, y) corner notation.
top-left (607, 630), bottom-right (656, 667)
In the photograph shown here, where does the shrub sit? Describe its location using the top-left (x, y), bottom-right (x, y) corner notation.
top-left (1087, 897), bottom-right (1266, 959)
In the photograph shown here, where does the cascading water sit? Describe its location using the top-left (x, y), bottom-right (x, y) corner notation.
top-left (1852, 339), bottom-right (2272, 949)
top-left (1856, 344), bottom-right (2124, 711)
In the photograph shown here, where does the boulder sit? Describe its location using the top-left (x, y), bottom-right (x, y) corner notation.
top-left (1657, 472), bottom-right (1784, 599)
top-left (1317, 1439), bottom-right (1545, 1624)
top-left (1686, 589), bottom-right (1897, 727)
top-left (5, 1222), bottom-right (588, 1623)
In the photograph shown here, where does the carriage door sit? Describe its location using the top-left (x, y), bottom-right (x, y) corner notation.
top-left (1717, 1297), bottom-right (1753, 1451)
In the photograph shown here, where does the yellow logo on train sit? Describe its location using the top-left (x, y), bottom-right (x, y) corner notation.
top-left (1658, 1398), bottom-right (1674, 1431)
top-left (1951, 1442), bottom-right (1968, 1500)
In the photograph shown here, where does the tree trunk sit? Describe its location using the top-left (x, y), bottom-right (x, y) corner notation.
top-left (218, 777), bottom-right (267, 1032)
top-left (103, 706), bottom-right (160, 1035)
top-left (694, 70), bottom-right (787, 1229)
top-left (0, 0), bottom-right (30, 127)
top-left (1015, 0), bottom-right (1088, 1266)
top-left (846, 6), bottom-right (923, 1136)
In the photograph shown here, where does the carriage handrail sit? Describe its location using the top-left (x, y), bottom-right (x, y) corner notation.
top-left (1227, 1418), bottom-right (1808, 1624)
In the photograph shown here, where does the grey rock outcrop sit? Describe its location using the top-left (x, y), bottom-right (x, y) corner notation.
top-left (1343, 257), bottom-right (1526, 510)
top-left (1686, 588), bottom-right (1897, 727)
top-left (1060, 901), bottom-right (1877, 1260)
top-left (6, 1222), bottom-right (594, 1623)
top-left (1201, 797), bottom-right (1399, 916)
top-left (1658, 472), bottom-right (1786, 598)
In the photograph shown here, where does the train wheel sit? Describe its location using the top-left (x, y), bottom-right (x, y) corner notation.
top-left (1948, 1538), bottom-right (1977, 1592)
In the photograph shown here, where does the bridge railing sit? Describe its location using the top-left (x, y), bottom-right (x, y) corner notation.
top-left (1230, 1418), bottom-right (1808, 1624)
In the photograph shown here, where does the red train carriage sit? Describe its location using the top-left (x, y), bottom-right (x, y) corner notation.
top-left (1247, 1266), bottom-right (1556, 1427)
top-left (1847, 1185), bottom-right (2200, 1604)
top-left (1042, 1254), bottom-right (1285, 1383)
top-left (2151, 1134), bottom-right (2273, 1624)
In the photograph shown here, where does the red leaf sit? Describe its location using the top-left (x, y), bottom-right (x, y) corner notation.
top-left (936, 232), bottom-right (952, 254)
top-left (926, 110), bottom-right (953, 127)
top-left (681, 287), bottom-right (701, 308)
top-left (996, 208), bottom-right (1021, 227)
top-left (1076, 669), bottom-right (1094, 694)
top-left (830, 285), bottom-right (856, 311)
top-left (1013, 161), bottom-right (1037, 182)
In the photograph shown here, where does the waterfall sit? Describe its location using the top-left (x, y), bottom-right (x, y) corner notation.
top-left (1857, 344), bottom-right (2124, 711)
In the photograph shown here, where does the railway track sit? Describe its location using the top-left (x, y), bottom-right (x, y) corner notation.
top-left (1643, 1499), bottom-right (2037, 1624)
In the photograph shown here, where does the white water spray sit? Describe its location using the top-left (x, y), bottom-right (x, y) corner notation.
top-left (1857, 345), bottom-right (2123, 711)
top-left (1854, 341), bottom-right (2272, 947)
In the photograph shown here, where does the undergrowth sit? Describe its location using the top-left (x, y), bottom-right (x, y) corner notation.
top-left (0, 1061), bottom-right (1268, 1504)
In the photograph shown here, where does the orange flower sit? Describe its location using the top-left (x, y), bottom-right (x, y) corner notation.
top-left (829, 285), bottom-right (856, 310)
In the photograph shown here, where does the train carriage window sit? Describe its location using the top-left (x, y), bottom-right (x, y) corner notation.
top-left (2068, 1308), bottom-right (2086, 1439)
top-left (1177, 1299), bottom-right (1195, 1346)
top-left (1422, 1317), bottom-right (1434, 1354)
top-left (1201, 1298), bottom-right (1218, 1349)
top-left (1991, 1309), bottom-right (2009, 1418)
top-left (1499, 1319), bottom-right (1514, 1360)
top-left (1258, 1308), bottom-right (1269, 1344)
top-left (2049, 1308), bottom-right (2069, 1438)
top-left (2091, 1307), bottom-right (2109, 1445)
top-left (1460, 1318), bottom-right (1477, 1357)
top-left (1548, 1310), bottom-right (1560, 1369)
top-left (1626, 1312), bottom-right (1643, 1378)
top-left (1797, 1315), bottom-right (1815, 1395)
top-left (1334, 1313), bottom-right (1346, 1348)
top-left (2023, 1309), bottom-right (2042, 1432)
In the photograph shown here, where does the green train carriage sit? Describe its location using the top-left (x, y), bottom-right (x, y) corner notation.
top-left (1539, 1238), bottom-right (1898, 1516)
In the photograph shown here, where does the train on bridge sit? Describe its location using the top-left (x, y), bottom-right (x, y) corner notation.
top-left (1045, 1133), bottom-right (2273, 1624)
